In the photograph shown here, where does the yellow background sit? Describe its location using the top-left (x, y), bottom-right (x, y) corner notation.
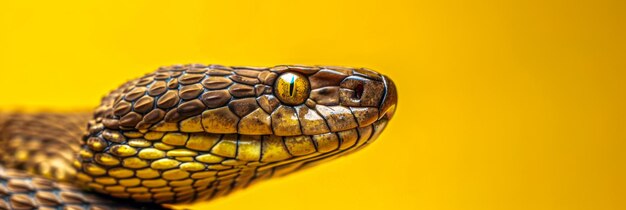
top-left (1, 1), bottom-right (625, 209)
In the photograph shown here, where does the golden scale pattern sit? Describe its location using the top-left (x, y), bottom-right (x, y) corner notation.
top-left (0, 64), bottom-right (397, 209)
top-left (0, 166), bottom-right (162, 210)
top-left (0, 113), bottom-right (88, 182)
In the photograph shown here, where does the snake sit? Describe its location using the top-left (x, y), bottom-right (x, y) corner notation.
top-left (0, 64), bottom-right (397, 209)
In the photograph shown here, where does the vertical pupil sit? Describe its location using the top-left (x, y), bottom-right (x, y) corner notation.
top-left (289, 75), bottom-right (296, 96)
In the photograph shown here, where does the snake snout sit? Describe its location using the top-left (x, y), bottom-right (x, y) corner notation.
top-left (335, 69), bottom-right (397, 122)
top-left (380, 75), bottom-right (397, 120)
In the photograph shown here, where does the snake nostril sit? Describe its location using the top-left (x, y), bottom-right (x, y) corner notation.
top-left (354, 84), bottom-right (364, 99)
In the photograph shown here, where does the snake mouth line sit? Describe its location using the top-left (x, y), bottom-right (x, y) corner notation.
top-left (255, 116), bottom-right (390, 171)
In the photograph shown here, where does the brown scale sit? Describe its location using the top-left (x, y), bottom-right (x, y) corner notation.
top-left (0, 113), bottom-right (89, 182)
top-left (0, 64), bottom-right (397, 209)
top-left (0, 161), bottom-right (162, 209)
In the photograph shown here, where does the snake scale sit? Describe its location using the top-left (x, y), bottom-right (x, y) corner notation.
top-left (0, 64), bottom-right (397, 209)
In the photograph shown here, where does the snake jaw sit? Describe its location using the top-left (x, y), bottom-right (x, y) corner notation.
top-left (74, 64), bottom-right (397, 205)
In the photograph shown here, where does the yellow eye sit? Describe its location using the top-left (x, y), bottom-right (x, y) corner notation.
top-left (274, 72), bottom-right (310, 105)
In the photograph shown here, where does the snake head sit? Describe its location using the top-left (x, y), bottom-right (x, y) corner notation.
top-left (76, 64), bottom-right (397, 204)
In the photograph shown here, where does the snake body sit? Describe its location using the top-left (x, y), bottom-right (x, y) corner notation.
top-left (0, 64), bottom-right (397, 209)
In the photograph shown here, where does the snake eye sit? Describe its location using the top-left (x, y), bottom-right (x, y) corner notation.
top-left (274, 72), bottom-right (311, 105)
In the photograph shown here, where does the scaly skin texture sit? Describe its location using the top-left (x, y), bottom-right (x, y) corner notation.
top-left (0, 113), bottom-right (89, 181)
top-left (0, 113), bottom-right (163, 210)
top-left (0, 64), bottom-right (397, 209)
top-left (0, 166), bottom-right (163, 210)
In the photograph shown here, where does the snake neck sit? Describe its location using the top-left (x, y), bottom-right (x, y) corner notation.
top-left (0, 112), bottom-right (90, 182)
